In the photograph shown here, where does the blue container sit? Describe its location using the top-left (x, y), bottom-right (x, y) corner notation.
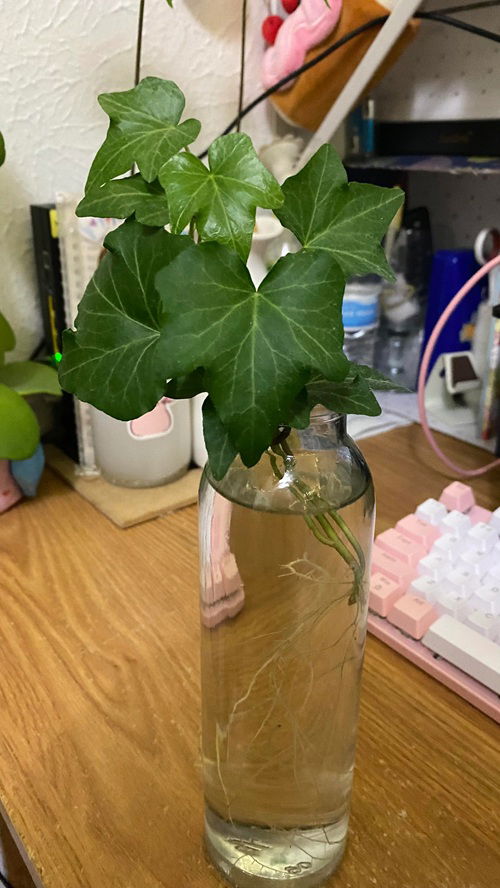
top-left (422, 249), bottom-right (484, 374)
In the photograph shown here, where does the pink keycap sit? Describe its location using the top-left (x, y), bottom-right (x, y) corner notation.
top-left (439, 481), bottom-right (475, 513)
top-left (375, 528), bottom-right (427, 568)
top-left (467, 505), bottom-right (493, 525)
top-left (371, 545), bottom-right (413, 587)
top-left (396, 514), bottom-right (441, 550)
top-left (369, 573), bottom-right (404, 617)
top-left (387, 594), bottom-right (438, 640)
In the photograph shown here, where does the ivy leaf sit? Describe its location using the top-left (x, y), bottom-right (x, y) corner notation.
top-left (347, 362), bottom-right (411, 392)
top-left (59, 220), bottom-right (191, 419)
top-left (0, 312), bottom-right (16, 361)
top-left (0, 361), bottom-right (60, 396)
top-left (0, 384), bottom-right (39, 460)
top-left (276, 145), bottom-right (404, 280)
top-left (156, 242), bottom-right (348, 466)
top-left (77, 175), bottom-right (170, 227)
top-left (202, 397), bottom-right (238, 481)
top-left (160, 133), bottom-right (283, 261)
top-left (165, 369), bottom-right (206, 400)
top-left (86, 78), bottom-right (201, 192)
top-left (305, 375), bottom-right (382, 417)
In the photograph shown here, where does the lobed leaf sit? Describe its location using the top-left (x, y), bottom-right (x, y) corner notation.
top-left (77, 175), bottom-right (170, 227)
top-left (202, 397), bottom-right (238, 481)
top-left (276, 145), bottom-right (404, 280)
top-left (0, 361), bottom-right (61, 396)
top-left (0, 384), bottom-right (39, 460)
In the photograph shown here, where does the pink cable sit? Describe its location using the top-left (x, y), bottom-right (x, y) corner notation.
top-left (417, 253), bottom-right (500, 477)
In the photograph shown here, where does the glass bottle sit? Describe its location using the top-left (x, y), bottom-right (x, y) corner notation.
top-left (199, 412), bottom-right (374, 888)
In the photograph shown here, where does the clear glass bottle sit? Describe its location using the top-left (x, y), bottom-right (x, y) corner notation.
top-left (199, 412), bottom-right (374, 888)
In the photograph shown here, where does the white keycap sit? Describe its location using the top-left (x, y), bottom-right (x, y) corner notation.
top-left (410, 575), bottom-right (440, 603)
top-left (459, 547), bottom-right (495, 579)
top-left (444, 566), bottom-right (479, 596)
top-left (468, 583), bottom-right (500, 616)
top-left (418, 553), bottom-right (449, 581)
top-left (489, 507), bottom-right (500, 533)
top-left (464, 610), bottom-right (500, 640)
top-left (422, 615), bottom-right (500, 693)
top-left (431, 533), bottom-right (461, 561)
top-left (486, 558), bottom-right (500, 583)
top-left (436, 591), bottom-right (469, 620)
top-left (440, 510), bottom-right (471, 538)
top-left (416, 498), bottom-right (448, 526)
top-left (467, 522), bottom-right (498, 553)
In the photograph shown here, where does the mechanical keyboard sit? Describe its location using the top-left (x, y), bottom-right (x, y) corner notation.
top-left (368, 481), bottom-right (500, 722)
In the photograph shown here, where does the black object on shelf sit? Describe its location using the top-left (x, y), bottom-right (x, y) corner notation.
top-left (374, 119), bottom-right (500, 158)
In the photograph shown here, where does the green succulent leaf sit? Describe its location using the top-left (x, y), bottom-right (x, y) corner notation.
top-left (347, 362), bottom-right (411, 392)
top-left (202, 396), bottom-right (238, 481)
top-left (276, 144), bottom-right (404, 280)
top-left (0, 312), bottom-right (16, 361)
top-left (0, 132), bottom-right (5, 167)
top-left (59, 220), bottom-right (191, 419)
top-left (305, 375), bottom-right (382, 417)
top-left (156, 242), bottom-right (348, 466)
top-left (0, 361), bottom-right (61, 396)
top-left (77, 175), bottom-right (170, 227)
top-left (86, 78), bottom-right (201, 192)
top-left (160, 133), bottom-right (283, 261)
top-left (0, 384), bottom-right (40, 460)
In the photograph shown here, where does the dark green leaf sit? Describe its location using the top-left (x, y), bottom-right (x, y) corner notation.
top-left (77, 175), bottom-right (170, 227)
top-left (203, 397), bottom-right (238, 481)
top-left (0, 361), bottom-right (60, 396)
top-left (86, 78), bottom-right (201, 191)
top-left (59, 220), bottom-right (191, 419)
top-left (0, 311), bottom-right (16, 359)
top-left (165, 369), bottom-right (206, 400)
top-left (284, 387), bottom-right (311, 429)
top-left (276, 145), bottom-right (404, 280)
top-left (0, 384), bottom-right (39, 460)
top-left (160, 133), bottom-right (283, 261)
top-left (305, 375), bottom-right (382, 416)
top-left (156, 242), bottom-right (348, 466)
top-left (347, 363), bottom-right (411, 392)
top-left (0, 132), bottom-right (5, 167)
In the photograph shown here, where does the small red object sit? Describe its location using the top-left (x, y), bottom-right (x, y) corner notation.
top-left (282, 0), bottom-right (300, 13)
top-left (262, 15), bottom-right (284, 45)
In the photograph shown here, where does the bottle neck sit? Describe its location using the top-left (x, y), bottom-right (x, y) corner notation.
top-left (307, 409), bottom-right (347, 440)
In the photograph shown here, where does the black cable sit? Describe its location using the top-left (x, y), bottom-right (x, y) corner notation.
top-left (433, 1), bottom-right (500, 13)
top-left (0, 871), bottom-right (15, 888)
top-left (197, 10), bottom-right (500, 158)
top-left (236, 0), bottom-right (248, 134)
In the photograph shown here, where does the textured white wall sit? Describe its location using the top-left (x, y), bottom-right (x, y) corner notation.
top-left (0, 0), bottom-right (275, 358)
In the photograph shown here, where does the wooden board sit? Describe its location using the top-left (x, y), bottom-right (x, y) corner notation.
top-left (46, 444), bottom-right (202, 528)
top-left (0, 424), bottom-right (499, 888)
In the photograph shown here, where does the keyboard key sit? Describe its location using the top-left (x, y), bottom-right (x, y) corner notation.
top-left (396, 514), bottom-right (441, 549)
top-left (387, 594), bottom-right (438, 639)
top-left (431, 532), bottom-right (461, 561)
top-left (444, 566), bottom-right (479, 596)
top-left (418, 553), bottom-right (449, 581)
top-left (464, 610), bottom-right (500, 641)
top-left (440, 481), bottom-right (475, 512)
top-left (436, 591), bottom-right (469, 620)
top-left (440, 510), bottom-right (471, 538)
top-left (369, 573), bottom-right (404, 617)
top-left (371, 546), bottom-right (413, 587)
top-left (375, 528), bottom-right (426, 567)
top-left (486, 555), bottom-right (500, 582)
top-left (467, 522), bottom-right (498, 552)
top-left (489, 507), bottom-right (500, 533)
top-left (459, 547), bottom-right (495, 579)
top-left (422, 615), bottom-right (500, 694)
top-left (416, 498), bottom-right (448, 526)
top-left (467, 505), bottom-right (493, 525)
top-left (409, 575), bottom-right (440, 604)
top-left (468, 584), bottom-right (500, 616)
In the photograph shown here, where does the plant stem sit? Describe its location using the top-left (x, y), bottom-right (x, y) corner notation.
top-left (135, 0), bottom-right (146, 87)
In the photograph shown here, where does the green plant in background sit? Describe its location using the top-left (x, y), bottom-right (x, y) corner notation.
top-left (58, 77), bottom-right (405, 597)
top-left (0, 135), bottom-right (61, 461)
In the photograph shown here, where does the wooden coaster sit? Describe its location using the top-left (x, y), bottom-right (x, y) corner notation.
top-left (45, 445), bottom-right (202, 528)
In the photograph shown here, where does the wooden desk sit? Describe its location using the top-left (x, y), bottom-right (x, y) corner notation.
top-left (1, 426), bottom-right (499, 888)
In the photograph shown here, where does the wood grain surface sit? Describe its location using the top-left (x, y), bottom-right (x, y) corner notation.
top-left (0, 425), bottom-right (499, 888)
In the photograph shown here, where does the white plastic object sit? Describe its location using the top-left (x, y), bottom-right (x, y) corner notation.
top-left (440, 510), bottom-right (471, 538)
top-left (415, 498), bottom-right (447, 526)
top-left (191, 394), bottom-right (208, 468)
top-left (422, 615), bottom-right (500, 694)
top-left (467, 522), bottom-right (498, 553)
top-left (418, 553), bottom-right (449, 581)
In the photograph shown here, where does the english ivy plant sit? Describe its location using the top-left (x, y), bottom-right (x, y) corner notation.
top-left (59, 76), bottom-right (405, 481)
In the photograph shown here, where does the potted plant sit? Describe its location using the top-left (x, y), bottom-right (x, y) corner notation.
top-left (0, 137), bottom-right (61, 510)
top-left (59, 77), bottom-right (404, 887)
